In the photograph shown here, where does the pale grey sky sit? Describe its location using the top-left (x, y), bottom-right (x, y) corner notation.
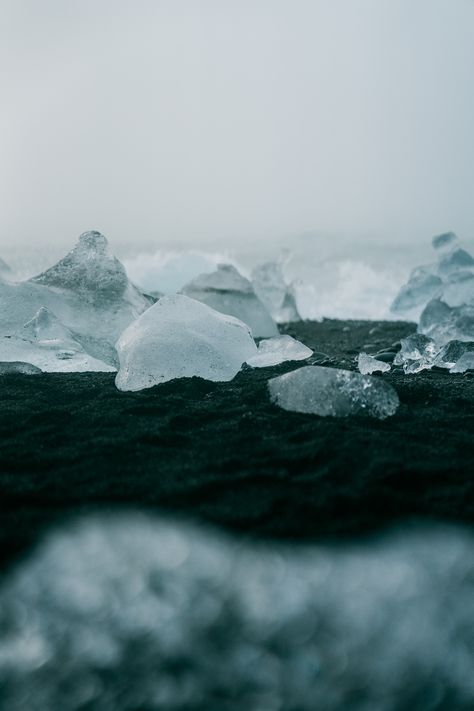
top-left (1, 0), bottom-right (473, 255)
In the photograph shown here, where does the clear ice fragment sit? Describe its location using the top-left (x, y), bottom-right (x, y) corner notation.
top-left (115, 294), bottom-right (258, 391)
top-left (251, 260), bottom-right (301, 323)
top-left (181, 264), bottom-right (278, 338)
top-left (450, 352), bottom-right (474, 373)
top-left (357, 352), bottom-right (391, 375)
top-left (393, 334), bottom-right (437, 373)
top-left (246, 335), bottom-right (312, 368)
top-left (268, 365), bottom-right (399, 419)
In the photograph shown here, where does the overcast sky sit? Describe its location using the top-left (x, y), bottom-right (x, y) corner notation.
top-left (1, 0), bottom-right (473, 256)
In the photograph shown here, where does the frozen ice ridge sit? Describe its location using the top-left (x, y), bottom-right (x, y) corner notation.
top-left (115, 294), bottom-right (257, 391)
top-left (181, 264), bottom-right (278, 338)
top-left (268, 365), bottom-right (399, 419)
top-left (251, 258), bottom-right (301, 323)
top-left (246, 335), bottom-right (312, 368)
top-left (0, 231), bottom-right (151, 367)
top-left (393, 334), bottom-right (438, 374)
top-left (0, 307), bottom-right (116, 373)
top-left (357, 352), bottom-right (390, 375)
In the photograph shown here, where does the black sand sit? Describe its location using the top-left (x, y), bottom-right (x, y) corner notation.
top-left (1, 319), bottom-right (474, 571)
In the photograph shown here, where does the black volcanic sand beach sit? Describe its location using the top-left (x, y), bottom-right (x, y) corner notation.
top-left (1, 318), bottom-right (474, 571)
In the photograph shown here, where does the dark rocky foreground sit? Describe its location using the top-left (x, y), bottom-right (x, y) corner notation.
top-left (1, 318), bottom-right (474, 571)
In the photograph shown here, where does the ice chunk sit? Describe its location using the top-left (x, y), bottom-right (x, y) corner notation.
top-left (0, 361), bottom-right (42, 375)
top-left (115, 294), bottom-right (257, 391)
top-left (357, 352), bottom-right (391, 375)
top-left (390, 267), bottom-right (442, 320)
top-left (450, 352), bottom-right (474, 373)
top-left (0, 232), bottom-right (151, 363)
top-left (432, 340), bottom-right (474, 369)
top-left (393, 334), bottom-right (437, 374)
top-left (181, 264), bottom-right (278, 338)
top-left (438, 248), bottom-right (474, 277)
top-left (251, 260), bottom-right (301, 323)
top-left (0, 307), bottom-right (116, 373)
top-left (268, 365), bottom-right (399, 419)
top-left (432, 231), bottom-right (458, 251)
top-left (441, 270), bottom-right (474, 307)
top-left (246, 335), bottom-right (312, 368)
top-left (419, 299), bottom-right (474, 345)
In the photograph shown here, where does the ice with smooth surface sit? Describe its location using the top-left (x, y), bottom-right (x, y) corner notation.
top-left (438, 248), bottom-right (474, 277)
top-left (181, 264), bottom-right (278, 338)
top-left (116, 294), bottom-right (258, 391)
top-left (393, 334), bottom-right (438, 374)
top-left (357, 352), bottom-right (391, 375)
top-left (251, 260), bottom-right (301, 323)
top-left (268, 365), bottom-right (399, 419)
top-left (450, 352), bottom-right (474, 373)
top-left (246, 335), bottom-right (312, 368)
top-left (0, 307), bottom-right (116, 373)
top-left (0, 232), bottom-right (151, 365)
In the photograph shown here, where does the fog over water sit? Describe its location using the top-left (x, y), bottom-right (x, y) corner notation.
top-left (2, 1), bottom-right (474, 315)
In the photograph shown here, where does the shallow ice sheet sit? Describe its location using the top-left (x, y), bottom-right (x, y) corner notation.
top-left (246, 335), bottom-right (312, 368)
top-left (268, 365), bottom-right (399, 419)
top-left (0, 513), bottom-right (472, 711)
top-left (115, 294), bottom-right (257, 391)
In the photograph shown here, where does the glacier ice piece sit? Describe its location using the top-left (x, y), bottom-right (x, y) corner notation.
top-left (441, 270), bottom-right (474, 307)
top-left (181, 264), bottom-right (278, 338)
top-left (393, 334), bottom-right (438, 373)
top-left (268, 365), bottom-right (399, 419)
top-left (0, 361), bottom-right (42, 375)
top-left (390, 267), bottom-right (442, 320)
top-left (251, 260), bottom-right (301, 323)
top-left (246, 335), bottom-right (312, 368)
top-left (432, 231), bottom-right (458, 251)
top-left (357, 352), bottom-right (391, 375)
top-left (115, 294), bottom-right (257, 391)
top-left (0, 232), bottom-right (151, 365)
top-left (438, 248), bottom-right (474, 277)
top-left (450, 352), bottom-right (474, 373)
top-left (0, 307), bottom-right (116, 373)
top-left (432, 340), bottom-right (474, 369)
top-left (418, 299), bottom-right (474, 345)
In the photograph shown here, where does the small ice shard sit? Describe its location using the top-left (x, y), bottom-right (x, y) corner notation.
top-left (390, 267), bottom-right (442, 320)
top-left (246, 335), bottom-right (312, 368)
top-left (0, 361), bottom-right (42, 375)
top-left (419, 299), bottom-right (474, 346)
top-left (268, 365), bottom-right (399, 419)
top-left (433, 340), bottom-right (474, 369)
top-left (181, 264), bottom-right (278, 338)
top-left (251, 259), bottom-right (301, 323)
top-left (357, 352), bottom-right (391, 375)
top-left (432, 231), bottom-right (458, 251)
top-left (393, 334), bottom-right (437, 374)
top-left (115, 294), bottom-right (257, 391)
top-left (450, 352), bottom-right (474, 373)
top-left (0, 307), bottom-right (116, 373)
top-left (438, 248), bottom-right (474, 277)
